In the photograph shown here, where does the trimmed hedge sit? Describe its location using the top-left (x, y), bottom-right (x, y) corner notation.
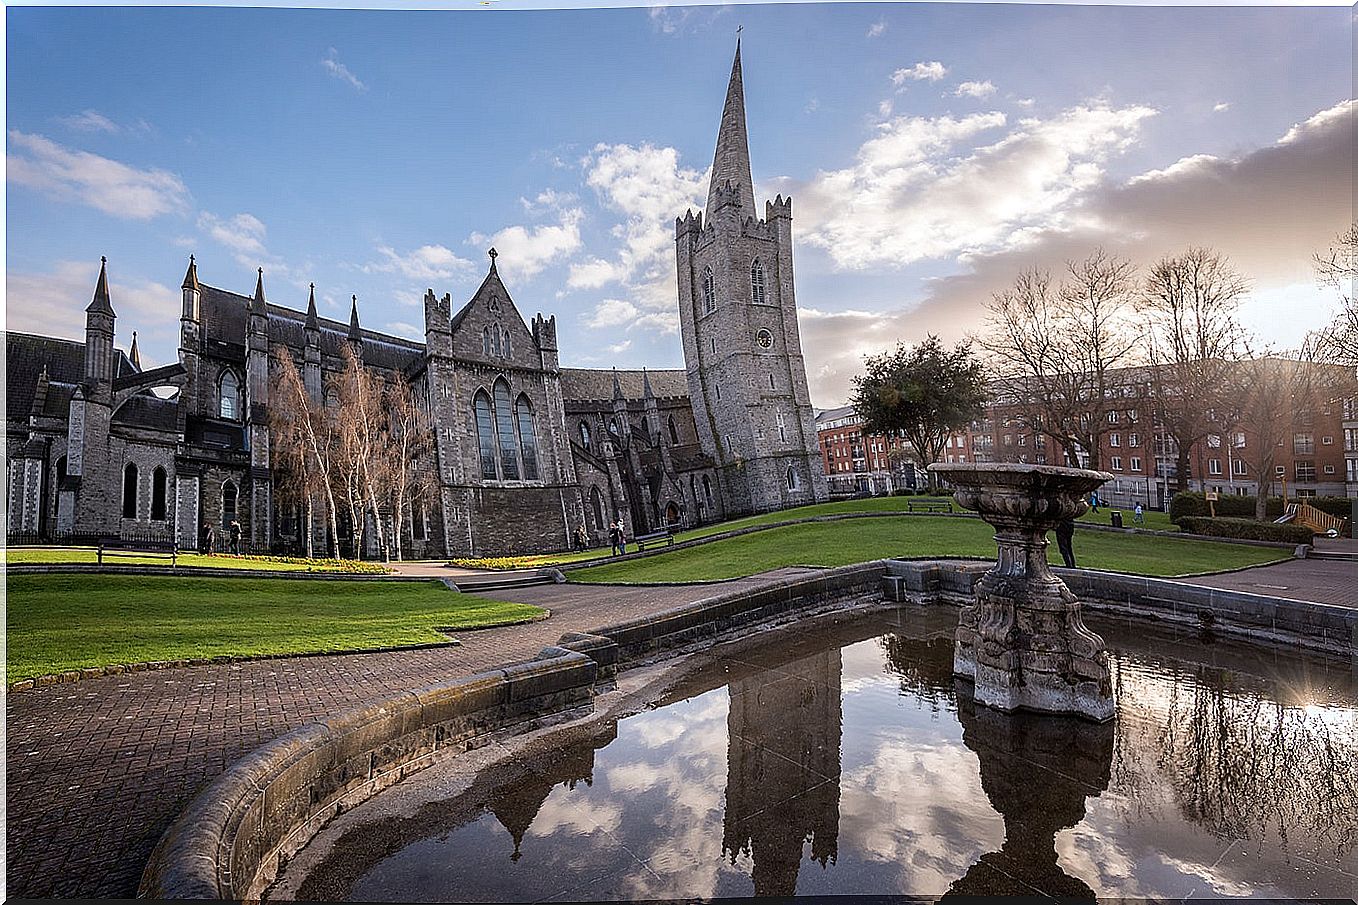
top-left (1170, 492), bottom-right (1354, 536)
top-left (1176, 516), bottom-right (1315, 545)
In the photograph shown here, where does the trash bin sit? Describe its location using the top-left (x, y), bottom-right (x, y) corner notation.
top-left (1111, 510), bottom-right (1124, 529)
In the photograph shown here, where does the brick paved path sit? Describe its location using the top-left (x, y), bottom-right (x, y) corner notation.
top-left (1181, 558), bottom-right (1358, 609)
top-left (5, 570), bottom-right (816, 899)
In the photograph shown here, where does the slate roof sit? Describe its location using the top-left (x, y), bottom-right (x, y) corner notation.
top-left (199, 282), bottom-right (424, 373)
top-left (5, 332), bottom-right (136, 424)
top-left (560, 368), bottom-right (689, 402)
top-left (112, 394), bottom-right (179, 432)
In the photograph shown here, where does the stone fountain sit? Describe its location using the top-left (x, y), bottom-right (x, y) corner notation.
top-left (928, 462), bottom-right (1115, 721)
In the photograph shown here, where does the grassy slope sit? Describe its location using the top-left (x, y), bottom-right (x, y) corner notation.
top-left (511, 496), bottom-right (1176, 567)
top-left (6, 575), bottom-right (544, 682)
top-left (569, 517), bottom-right (1284, 584)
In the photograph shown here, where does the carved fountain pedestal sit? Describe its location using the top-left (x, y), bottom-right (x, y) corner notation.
top-left (928, 463), bottom-right (1116, 722)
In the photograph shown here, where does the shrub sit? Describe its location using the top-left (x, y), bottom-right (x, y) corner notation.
top-left (1170, 492), bottom-right (1353, 536)
top-left (1176, 516), bottom-right (1314, 545)
top-left (449, 556), bottom-right (541, 571)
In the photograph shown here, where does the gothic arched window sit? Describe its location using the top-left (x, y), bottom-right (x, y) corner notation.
top-left (494, 380), bottom-right (519, 480)
top-left (590, 486), bottom-right (604, 531)
top-left (579, 420), bottom-right (592, 451)
top-left (515, 395), bottom-right (539, 481)
top-left (481, 327), bottom-right (492, 357)
top-left (750, 259), bottom-right (767, 305)
top-left (151, 466), bottom-right (167, 521)
top-left (122, 462), bottom-right (138, 519)
top-left (219, 371), bottom-right (241, 420)
top-left (669, 415), bottom-right (680, 446)
top-left (786, 466), bottom-right (798, 490)
top-left (503, 329), bottom-right (512, 358)
top-left (701, 266), bottom-right (715, 315)
top-left (702, 474), bottom-right (714, 506)
top-left (474, 391), bottom-right (497, 479)
top-left (221, 480), bottom-right (237, 529)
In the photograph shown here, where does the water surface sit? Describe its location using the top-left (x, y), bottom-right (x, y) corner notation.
top-left (287, 608), bottom-right (1358, 901)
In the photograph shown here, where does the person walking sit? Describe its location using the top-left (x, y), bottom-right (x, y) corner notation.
top-left (228, 519), bottom-right (242, 556)
top-left (1055, 518), bottom-right (1077, 569)
top-left (1133, 502), bottom-right (1145, 525)
top-left (574, 522), bottom-right (589, 552)
top-left (1088, 492), bottom-right (1100, 514)
top-left (199, 521), bottom-right (213, 555)
top-left (608, 519), bottom-right (623, 557)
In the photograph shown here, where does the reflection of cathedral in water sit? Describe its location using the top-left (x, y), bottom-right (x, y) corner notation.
top-left (722, 648), bottom-right (843, 896)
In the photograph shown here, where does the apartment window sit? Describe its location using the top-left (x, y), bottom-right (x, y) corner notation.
top-left (1295, 461), bottom-right (1316, 482)
top-left (1129, 456), bottom-right (1141, 473)
top-left (1348, 459), bottom-right (1358, 482)
top-left (1107, 411), bottom-right (1119, 424)
top-left (1208, 458), bottom-right (1222, 476)
top-left (1234, 433), bottom-right (1246, 449)
top-left (1323, 435), bottom-right (1334, 446)
top-left (1111, 456), bottom-right (1123, 471)
top-left (1324, 463), bottom-right (1335, 475)
top-left (1293, 433), bottom-right (1315, 455)
top-left (1128, 433), bottom-right (1139, 448)
top-left (1233, 459), bottom-right (1246, 476)
top-left (1110, 433), bottom-right (1120, 448)
top-left (1346, 429), bottom-right (1358, 452)
top-left (1275, 465), bottom-right (1286, 476)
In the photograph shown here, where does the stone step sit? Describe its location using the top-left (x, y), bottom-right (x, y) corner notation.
top-left (453, 571), bottom-right (559, 592)
top-left (1308, 550), bottom-right (1358, 562)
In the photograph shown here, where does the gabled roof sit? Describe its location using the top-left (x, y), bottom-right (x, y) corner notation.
top-left (560, 368), bottom-right (689, 403)
top-left (112, 394), bottom-right (179, 433)
top-left (4, 332), bottom-right (134, 423)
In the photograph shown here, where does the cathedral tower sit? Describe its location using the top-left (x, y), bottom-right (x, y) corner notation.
top-left (675, 42), bottom-right (828, 515)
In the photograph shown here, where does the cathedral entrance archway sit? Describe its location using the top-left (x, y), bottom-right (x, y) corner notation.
top-left (664, 501), bottom-right (680, 526)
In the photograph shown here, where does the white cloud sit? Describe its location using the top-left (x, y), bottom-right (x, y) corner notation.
top-left (321, 47), bottom-right (366, 91)
top-left (586, 298), bottom-right (639, 329)
top-left (954, 80), bottom-right (998, 99)
top-left (467, 204), bottom-right (584, 281)
top-left (7, 130), bottom-right (190, 220)
top-left (787, 101), bottom-right (1154, 270)
top-left (7, 260), bottom-right (179, 368)
top-left (566, 142), bottom-right (707, 334)
top-left (383, 321), bottom-right (424, 341)
top-left (1015, 97), bottom-right (1036, 109)
top-left (805, 97), bottom-right (821, 114)
top-left (55, 110), bottom-right (119, 133)
top-left (1276, 98), bottom-right (1354, 146)
top-left (197, 211), bottom-right (269, 263)
top-left (891, 61), bottom-right (947, 87)
top-left (1213, 101), bottom-right (1232, 113)
top-left (867, 20), bottom-right (887, 38)
top-left (606, 339), bottom-right (633, 355)
top-left (364, 243), bottom-right (476, 282)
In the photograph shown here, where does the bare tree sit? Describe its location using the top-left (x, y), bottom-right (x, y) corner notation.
top-left (980, 249), bottom-right (1140, 469)
top-left (383, 374), bottom-right (435, 561)
top-left (1313, 222), bottom-right (1358, 367)
top-left (1138, 247), bottom-right (1249, 493)
top-left (333, 345), bottom-right (389, 558)
top-left (270, 349), bottom-right (341, 557)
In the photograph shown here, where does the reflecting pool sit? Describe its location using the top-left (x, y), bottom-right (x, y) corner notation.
top-left (282, 608), bottom-right (1358, 901)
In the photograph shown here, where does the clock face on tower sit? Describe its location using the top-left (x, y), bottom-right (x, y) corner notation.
top-left (755, 328), bottom-right (774, 351)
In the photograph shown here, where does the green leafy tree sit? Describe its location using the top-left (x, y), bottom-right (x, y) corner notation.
top-left (851, 335), bottom-right (987, 491)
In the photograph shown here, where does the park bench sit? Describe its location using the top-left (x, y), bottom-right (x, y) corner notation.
top-left (97, 536), bottom-right (178, 568)
top-left (906, 500), bottom-right (953, 514)
top-left (635, 529), bottom-right (676, 552)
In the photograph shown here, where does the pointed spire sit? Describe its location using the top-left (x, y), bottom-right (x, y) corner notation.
top-left (612, 367), bottom-right (625, 401)
top-left (87, 256), bottom-right (114, 315)
top-left (129, 331), bottom-right (141, 369)
top-left (705, 40), bottom-right (755, 214)
top-left (642, 367), bottom-right (655, 399)
top-left (305, 283), bottom-right (319, 331)
top-left (251, 267), bottom-right (267, 315)
top-left (348, 294), bottom-right (362, 341)
top-left (181, 254), bottom-right (200, 292)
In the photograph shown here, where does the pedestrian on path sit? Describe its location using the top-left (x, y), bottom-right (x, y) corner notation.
top-left (1133, 502), bottom-right (1145, 525)
top-left (1055, 518), bottom-right (1077, 568)
top-left (228, 519), bottom-right (242, 556)
top-left (574, 523), bottom-right (589, 551)
top-left (1088, 492), bottom-right (1100, 514)
top-left (199, 521), bottom-right (213, 555)
top-left (609, 519), bottom-right (625, 556)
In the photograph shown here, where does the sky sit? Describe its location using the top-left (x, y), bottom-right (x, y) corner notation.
top-left (5, 2), bottom-right (1353, 407)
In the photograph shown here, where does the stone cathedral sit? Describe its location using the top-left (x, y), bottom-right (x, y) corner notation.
top-left (5, 45), bottom-right (829, 557)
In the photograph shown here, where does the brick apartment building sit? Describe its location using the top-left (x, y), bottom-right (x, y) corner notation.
top-left (817, 365), bottom-right (1358, 508)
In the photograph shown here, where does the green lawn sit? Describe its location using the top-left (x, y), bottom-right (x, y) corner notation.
top-left (568, 517), bottom-right (1283, 584)
top-left (5, 548), bottom-right (386, 572)
top-left (499, 495), bottom-right (1176, 568)
top-left (5, 574), bottom-right (545, 683)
